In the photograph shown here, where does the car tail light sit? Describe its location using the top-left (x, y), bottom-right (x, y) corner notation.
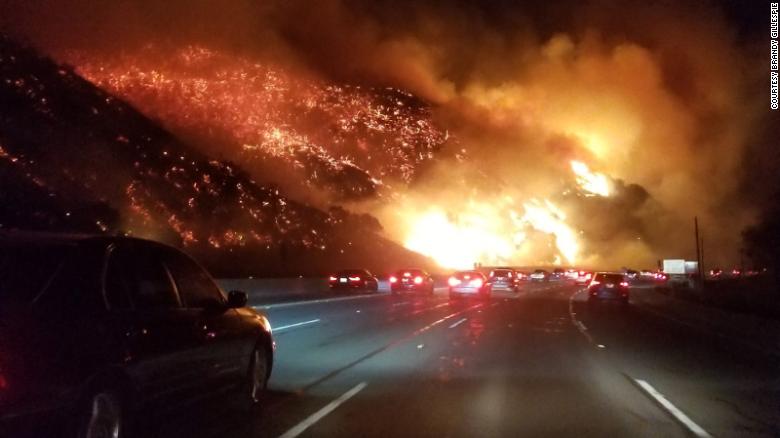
top-left (470, 278), bottom-right (483, 287)
top-left (507, 272), bottom-right (513, 278)
top-left (620, 281), bottom-right (629, 287)
top-left (348, 276), bottom-right (361, 282)
top-left (448, 277), bottom-right (461, 286)
top-left (414, 276), bottom-right (423, 285)
top-left (389, 276), bottom-right (398, 283)
top-left (329, 276), bottom-right (338, 282)
top-left (489, 270), bottom-right (494, 277)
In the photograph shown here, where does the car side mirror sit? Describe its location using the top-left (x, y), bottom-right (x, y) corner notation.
top-left (227, 290), bottom-right (248, 308)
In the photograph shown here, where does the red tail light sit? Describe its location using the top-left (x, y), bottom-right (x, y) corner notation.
top-left (448, 277), bottom-right (461, 286)
top-left (414, 276), bottom-right (423, 285)
top-left (328, 276), bottom-right (338, 282)
top-left (348, 276), bottom-right (361, 282)
top-left (389, 276), bottom-right (398, 283)
top-left (620, 281), bottom-right (629, 287)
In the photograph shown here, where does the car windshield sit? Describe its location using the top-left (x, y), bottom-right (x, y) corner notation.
top-left (0, 243), bottom-right (72, 309)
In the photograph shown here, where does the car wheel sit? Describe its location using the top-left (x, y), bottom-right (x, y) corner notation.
top-left (246, 345), bottom-right (269, 409)
top-left (79, 389), bottom-right (125, 438)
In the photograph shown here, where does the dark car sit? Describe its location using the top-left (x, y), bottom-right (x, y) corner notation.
top-left (587, 272), bottom-right (629, 305)
top-left (488, 268), bottom-right (519, 293)
top-left (551, 268), bottom-right (566, 280)
top-left (448, 271), bottom-right (491, 299)
top-left (389, 269), bottom-right (434, 295)
top-left (0, 232), bottom-right (274, 437)
top-left (328, 269), bottom-right (379, 292)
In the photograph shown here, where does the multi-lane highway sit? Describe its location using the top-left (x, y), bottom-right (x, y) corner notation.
top-left (156, 281), bottom-right (780, 437)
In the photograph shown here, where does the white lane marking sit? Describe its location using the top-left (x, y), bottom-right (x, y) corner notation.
top-left (273, 319), bottom-right (321, 332)
top-left (392, 301), bottom-right (411, 307)
top-left (255, 293), bottom-right (381, 310)
top-left (568, 288), bottom-right (595, 344)
top-left (633, 379), bottom-right (712, 438)
top-left (278, 382), bottom-right (367, 438)
top-left (448, 317), bottom-right (468, 328)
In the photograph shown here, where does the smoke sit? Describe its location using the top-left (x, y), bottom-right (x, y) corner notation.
top-left (1, 0), bottom-right (768, 268)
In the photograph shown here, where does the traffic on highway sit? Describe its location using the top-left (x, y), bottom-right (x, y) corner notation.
top-left (2, 232), bottom-right (778, 437)
top-left (2, 0), bottom-right (779, 437)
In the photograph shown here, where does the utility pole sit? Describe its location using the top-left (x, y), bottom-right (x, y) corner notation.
top-left (694, 216), bottom-right (703, 289)
top-left (700, 237), bottom-right (704, 277)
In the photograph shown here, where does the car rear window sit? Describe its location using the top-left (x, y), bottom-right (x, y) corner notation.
top-left (454, 271), bottom-right (483, 279)
top-left (594, 273), bottom-right (624, 283)
top-left (0, 243), bottom-right (71, 309)
top-left (337, 270), bottom-right (369, 277)
top-left (398, 269), bottom-right (424, 277)
top-left (492, 270), bottom-right (513, 277)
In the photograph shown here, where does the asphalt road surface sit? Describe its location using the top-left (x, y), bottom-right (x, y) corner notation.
top-left (154, 281), bottom-right (780, 437)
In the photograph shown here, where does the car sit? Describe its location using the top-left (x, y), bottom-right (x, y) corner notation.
top-left (587, 272), bottom-right (629, 305)
top-left (565, 269), bottom-right (579, 280)
top-left (389, 269), bottom-right (435, 295)
top-left (448, 271), bottom-right (491, 299)
top-left (574, 270), bottom-right (592, 285)
top-left (0, 232), bottom-right (274, 437)
top-left (328, 269), bottom-right (379, 292)
top-left (551, 268), bottom-right (566, 280)
top-left (708, 268), bottom-right (722, 279)
top-left (529, 269), bottom-right (549, 281)
top-left (488, 268), bottom-right (520, 293)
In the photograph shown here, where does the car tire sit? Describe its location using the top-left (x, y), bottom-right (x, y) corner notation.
top-left (78, 387), bottom-right (127, 438)
top-left (242, 344), bottom-right (269, 412)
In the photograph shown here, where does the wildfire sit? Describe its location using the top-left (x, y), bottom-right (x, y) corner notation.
top-left (72, 45), bottom-right (448, 198)
top-left (570, 160), bottom-right (611, 197)
top-left (399, 196), bottom-right (579, 270)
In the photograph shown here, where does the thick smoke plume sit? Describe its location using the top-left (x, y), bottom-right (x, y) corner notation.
top-left (1, 0), bottom-right (769, 269)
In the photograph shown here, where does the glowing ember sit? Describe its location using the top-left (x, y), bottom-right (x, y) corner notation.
top-left (72, 46), bottom-right (448, 199)
top-left (570, 160), bottom-right (611, 197)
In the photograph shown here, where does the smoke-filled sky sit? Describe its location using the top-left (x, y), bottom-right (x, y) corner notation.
top-left (2, 0), bottom-right (777, 269)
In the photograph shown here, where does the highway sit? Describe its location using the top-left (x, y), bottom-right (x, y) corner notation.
top-left (156, 281), bottom-right (780, 437)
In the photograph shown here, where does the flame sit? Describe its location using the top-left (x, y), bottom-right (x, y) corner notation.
top-left (570, 160), bottom-right (611, 197)
top-left (399, 197), bottom-right (579, 270)
top-left (517, 199), bottom-right (579, 264)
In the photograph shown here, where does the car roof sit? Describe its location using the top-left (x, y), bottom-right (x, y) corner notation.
top-left (0, 230), bottom-right (172, 250)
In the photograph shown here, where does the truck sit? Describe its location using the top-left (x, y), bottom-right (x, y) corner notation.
top-left (662, 259), bottom-right (699, 289)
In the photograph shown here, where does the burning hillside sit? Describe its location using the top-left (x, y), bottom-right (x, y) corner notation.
top-left (1, 0), bottom-right (771, 270)
top-left (71, 45), bottom-right (449, 203)
top-left (0, 35), bottom-right (436, 275)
